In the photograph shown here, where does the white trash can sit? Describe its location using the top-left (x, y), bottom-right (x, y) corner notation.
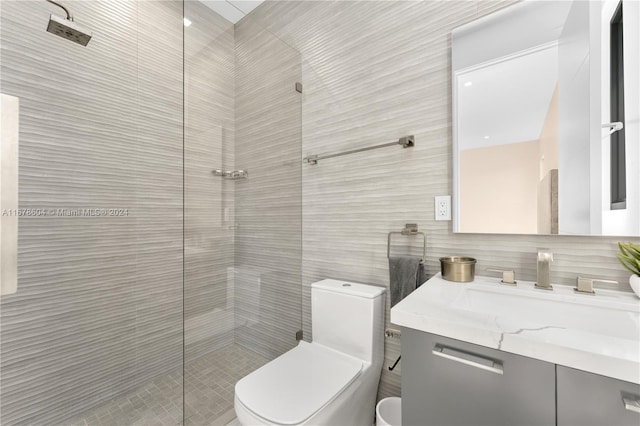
top-left (376, 397), bottom-right (401, 426)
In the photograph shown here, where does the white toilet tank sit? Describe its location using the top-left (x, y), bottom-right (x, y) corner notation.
top-left (311, 280), bottom-right (386, 366)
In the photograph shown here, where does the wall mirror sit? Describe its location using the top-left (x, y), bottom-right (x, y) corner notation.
top-left (452, 0), bottom-right (639, 236)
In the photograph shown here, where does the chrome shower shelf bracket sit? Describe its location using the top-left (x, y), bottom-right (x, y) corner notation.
top-left (212, 169), bottom-right (248, 180)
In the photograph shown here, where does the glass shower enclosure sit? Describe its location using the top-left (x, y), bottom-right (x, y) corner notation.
top-left (0, 1), bottom-right (302, 424)
top-left (183, 1), bottom-right (302, 424)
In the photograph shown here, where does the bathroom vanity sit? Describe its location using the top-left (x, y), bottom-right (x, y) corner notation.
top-left (391, 274), bottom-right (640, 426)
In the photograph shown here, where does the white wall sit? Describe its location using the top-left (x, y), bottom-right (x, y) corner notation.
top-left (558, 1), bottom-right (592, 235)
top-left (601, 0), bottom-right (640, 235)
top-left (459, 141), bottom-right (539, 234)
top-left (0, 94), bottom-right (19, 296)
top-left (452, 1), bottom-right (571, 71)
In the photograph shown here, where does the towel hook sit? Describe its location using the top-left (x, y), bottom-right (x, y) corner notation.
top-left (387, 223), bottom-right (426, 262)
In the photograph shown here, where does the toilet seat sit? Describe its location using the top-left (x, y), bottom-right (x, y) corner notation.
top-left (235, 341), bottom-right (363, 425)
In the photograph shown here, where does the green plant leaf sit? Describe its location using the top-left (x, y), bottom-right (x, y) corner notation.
top-left (617, 252), bottom-right (640, 275)
top-left (619, 242), bottom-right (630, 257)
top-left (618, 242), bottom-right (640, 275)
top-left (627, 243), bottom-right (640, 258)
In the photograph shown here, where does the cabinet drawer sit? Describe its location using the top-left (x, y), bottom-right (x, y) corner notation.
top-left (557, 365), bottom-right (640, 426)
top-left (401, 328), bottom-right (555, 426)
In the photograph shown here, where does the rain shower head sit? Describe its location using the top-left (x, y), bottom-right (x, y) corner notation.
top-left (47, 14), bottom-right (92, 46)
top-left (45, 0), bottom-right (92, 46)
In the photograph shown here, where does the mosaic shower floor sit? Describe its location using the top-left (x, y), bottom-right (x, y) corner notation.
top-left (63, 345), bottom-right (268, 426)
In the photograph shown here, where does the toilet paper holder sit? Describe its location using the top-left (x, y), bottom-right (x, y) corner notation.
top-left (388, 355), bottom-right (401, 371)
top-left (385, 328), bottom-right (402, 371)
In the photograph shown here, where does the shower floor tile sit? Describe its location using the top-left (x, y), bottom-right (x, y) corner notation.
top-left (184, 345), bottom-right (268, 426)
top-left (63, 344), bottom-right (268, 426)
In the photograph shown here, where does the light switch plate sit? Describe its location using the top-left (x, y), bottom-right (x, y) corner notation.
top-left (435, 195), bottom-right (451, 221)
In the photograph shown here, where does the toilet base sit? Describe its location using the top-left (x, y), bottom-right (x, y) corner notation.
top-left (234, 362), bottom-right (379, 426)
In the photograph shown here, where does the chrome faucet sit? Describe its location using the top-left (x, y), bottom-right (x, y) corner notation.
top-left (535, 248), bottom-right (553, 290)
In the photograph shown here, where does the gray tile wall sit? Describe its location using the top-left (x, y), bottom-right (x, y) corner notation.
top-left (184, 1), bottom-right (236, 361)
top-left (233, 14), bottom-right (303, 360)
top-left (0, 1), bottom-right (184, 424)
top-left (243, 0), bottom-right (640, 401)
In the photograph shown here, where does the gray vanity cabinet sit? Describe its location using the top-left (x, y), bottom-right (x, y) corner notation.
top-left (401, 328), bottom-right (556, 426)
top-left (557, 366), bottom-right (640, 426)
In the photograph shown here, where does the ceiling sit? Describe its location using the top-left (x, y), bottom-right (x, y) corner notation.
top-left (197, 0), bottom-right (264, 24)
top-left (457, 46), bottom-right (558, 151)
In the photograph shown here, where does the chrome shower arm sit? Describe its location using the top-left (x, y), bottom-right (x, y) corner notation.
top-left (45, 0), bottom-right (72, 21)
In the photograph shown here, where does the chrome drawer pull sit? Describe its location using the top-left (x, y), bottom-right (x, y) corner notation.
top-left (623, 397), bottom-right (640, 414)
top-left (432, 344), bottom-right (503, 375)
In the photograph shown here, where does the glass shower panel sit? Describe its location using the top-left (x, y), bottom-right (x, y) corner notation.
top-left (233, 15), bottom-right (303, 363)
top-left (183, 2), bottom-right (239, 424)
top-left (0, 1), bottom-right (184, 425)
top-left (183, 2), bottom-right (302, 424)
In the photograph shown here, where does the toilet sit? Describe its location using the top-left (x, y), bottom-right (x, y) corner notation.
top-left (234, 279), bottom-right (386, 425)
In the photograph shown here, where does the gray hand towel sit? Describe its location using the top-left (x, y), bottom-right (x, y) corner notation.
top-left (389, 256), bottom-right (425, 307)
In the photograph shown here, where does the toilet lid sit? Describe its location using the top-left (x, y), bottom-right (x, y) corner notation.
top-left (235, 341), bottom-right (363, 425)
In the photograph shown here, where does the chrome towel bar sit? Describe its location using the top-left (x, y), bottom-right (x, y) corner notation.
top-left (303, 135), bottom-right (414, 165)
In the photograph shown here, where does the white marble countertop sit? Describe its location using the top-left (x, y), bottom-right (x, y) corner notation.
top-left (391, 273), bottom-right (640, 384)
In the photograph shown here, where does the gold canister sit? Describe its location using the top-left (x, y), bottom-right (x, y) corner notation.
top-left (440, 256), bottom-right (476, 282)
